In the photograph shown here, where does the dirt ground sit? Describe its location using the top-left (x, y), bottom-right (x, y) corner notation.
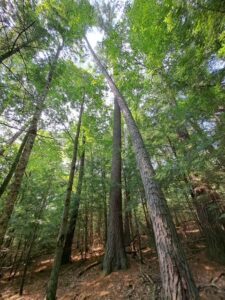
top-left (1, 238), bottom-right (225, 300)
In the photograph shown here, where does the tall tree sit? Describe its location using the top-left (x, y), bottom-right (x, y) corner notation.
top-left (103, 98), bottom-right (127, 274)
top-left (0, 44), bottom-right (62, 247)
top-left (46, 98), bottom-right (84, 300)
top-left (61, 134), bottom-right (86, 264)
top-left (84, 36), bottom-right (199, 299)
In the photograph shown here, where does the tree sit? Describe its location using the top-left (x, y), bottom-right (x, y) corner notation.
top-left (84, 36), bottom-right (199, 299)
top-left (103, 98), bottom-right (127, 274)
top-left (61, 134), bottom-right (86, 264)
top-left (0, 45), bottom-right (62, 248)
top-left (46, 98), bottom-right (84, 299)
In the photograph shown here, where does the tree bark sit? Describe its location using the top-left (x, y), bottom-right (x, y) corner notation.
top-left (19, 192), bottom-right (48, 295)
top-left (169, 126), bottom-right (225, 263)
top-left (103, 98), bottom-right (127, 274)
top-left (0, 122), bottom-right (28, 157)
top-left (61, 135), bottom-right (85, 264)
top-left (0, 44), bottom-right (62, 248)
top-left (46, 99), bottom-right (84, 300)
top-left (123, 172), bottom-right (131, 247)
top-left (0, 131), bottom-right (29, 198)
top-left (101, 167), bottom-right (108, 244)
top-left (85, 36), bottom-right (199, 299)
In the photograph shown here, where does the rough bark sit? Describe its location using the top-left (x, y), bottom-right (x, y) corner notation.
top-left (0, 45), bottom-right (62, 248)
top-left (46, 99), bottom-right (84, 300)
top-left (85, 36), bottom-right (199, 299)
top-left (103, 98), bottom-right (127, 274)
top-left (61, 135), bottom-right (85, 264)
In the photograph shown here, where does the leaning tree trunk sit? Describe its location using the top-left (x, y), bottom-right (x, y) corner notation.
top-left (61, 135), bottom-right (86, 264)
top-left (85, 36), bottom-right (199, 299)
top-left (103, 98), bottom-right (127, 274)
top-left (0, 45), bottom-right (62, 248)
top-left (46, 99), bottom-right (84, 300)
top-left (0, 122), bottom-right (28, 157)
top-left (0, 131), bottom-right (29, 198)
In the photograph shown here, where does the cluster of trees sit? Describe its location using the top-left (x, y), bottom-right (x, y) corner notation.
top-left (0, 0), bottom-right (225, 299)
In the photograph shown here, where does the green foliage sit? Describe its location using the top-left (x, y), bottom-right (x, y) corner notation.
top-left (1, 0), bottom-right (225, 275)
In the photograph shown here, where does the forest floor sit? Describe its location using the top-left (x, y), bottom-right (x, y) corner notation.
top-left (1, 229), bottom-right (225, 300)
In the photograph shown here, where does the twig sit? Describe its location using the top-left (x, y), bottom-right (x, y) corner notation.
top-left (77, 260), bottom-right (101, 277)
top-left (11, 21), bottom-right (36, 51)
top-left (210, 272), bottom-right (225, 285)
top-left (0, 121), bottom-right (56, 141)
top-left (1, 62), bottom-right (34, 98)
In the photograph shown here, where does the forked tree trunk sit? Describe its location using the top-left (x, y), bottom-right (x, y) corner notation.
top-left (61, 135), bottom-right (85, 264)
top-left (0, 45), bottom-right (62, 248)
top-left (85, 37), bottom-right (199, 299)
top-left (103, 98), bottom-right (127, 274)
top-left (46, 99), bottom-right (84, 300)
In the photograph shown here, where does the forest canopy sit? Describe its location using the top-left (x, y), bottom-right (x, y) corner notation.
top-left (0, 0), bottom-right (225, 299)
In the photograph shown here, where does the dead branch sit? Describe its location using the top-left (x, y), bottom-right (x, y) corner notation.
top-left (77, 260), bottom-right (101, 277)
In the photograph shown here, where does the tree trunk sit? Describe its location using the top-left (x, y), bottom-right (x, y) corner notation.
top-left (61, 135), bottom-right (85, 264)
top-left (0, 132), bottom-right (29, 198)
top-left (0, 122), bottom-right (28, 156)
top-left (0, 45), bottom-right (62, 248)
top-left (123, 172), bottom-right (131, 247)
top-left (10, 239), bottom-right (29, 281)
top-left (101, 168), bottom-right (108, 244)
top-left (85, 37), bottom-right (199, 299)
top-left (133, 209), bottom-right (144, 264)
top-left (169, 129), bottom-right (225, 263)
top-left (103, 98), bottom-right (127, 274)
top-left (191, 184), bottom-right (225, 263)
top-left (46, 99), bottom-right (84, 300)
top-left (140, 192), bottom-right (155, 248)
top-left (9, 239), bottom-right (22, 279)
top-left (84, 202), bottom-right (88, 259)
top-left (19, 190), bottom-right (49, 295)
